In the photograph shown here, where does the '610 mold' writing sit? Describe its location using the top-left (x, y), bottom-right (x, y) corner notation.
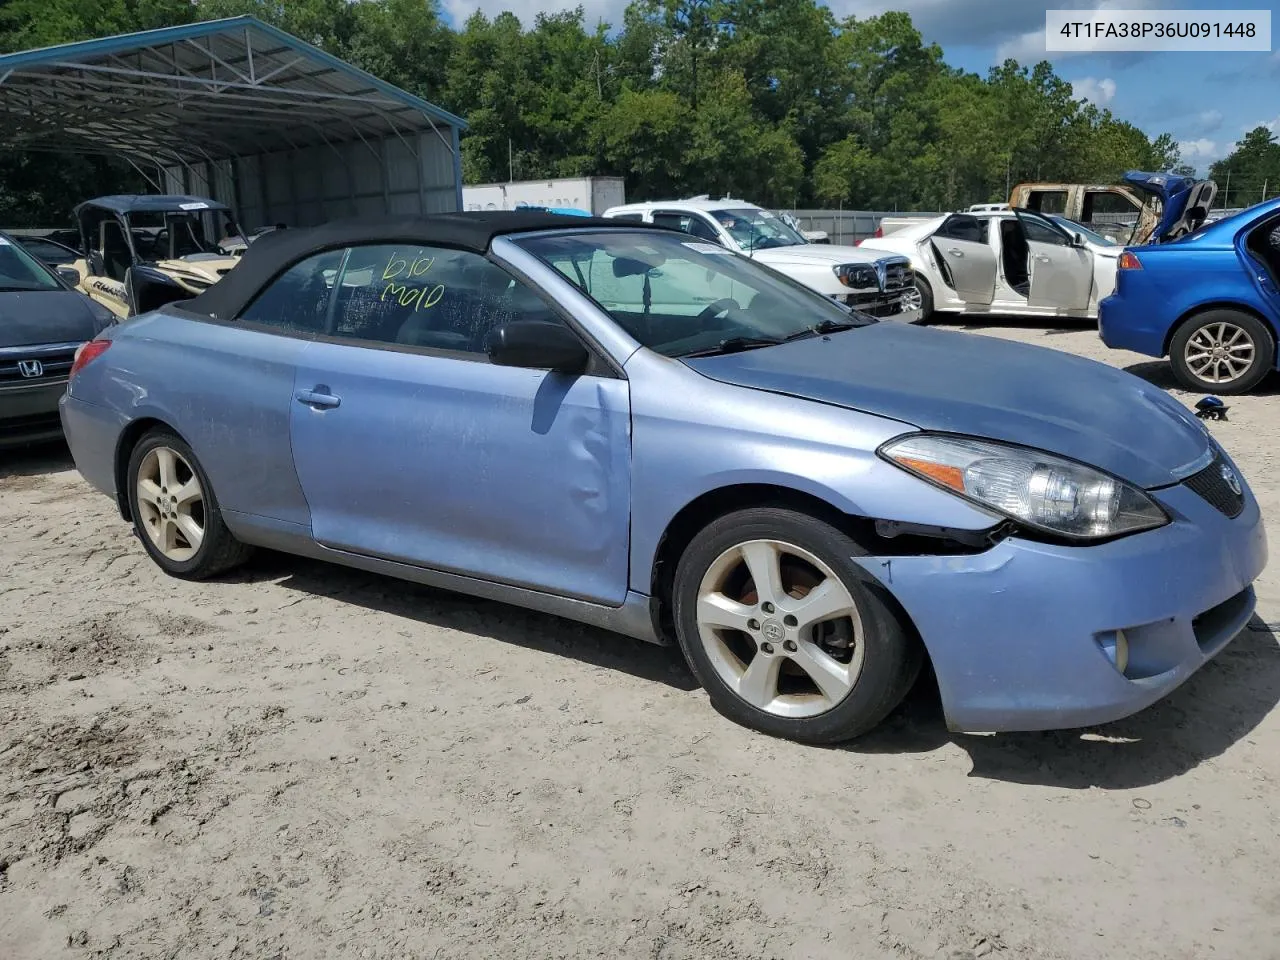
top-left (381, 251), bottom-right (444, 311)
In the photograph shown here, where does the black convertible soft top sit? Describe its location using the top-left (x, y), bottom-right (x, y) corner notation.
top-left (183, 210), bottom-right (649, 320)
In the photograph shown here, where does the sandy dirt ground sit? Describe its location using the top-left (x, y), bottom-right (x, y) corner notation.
top-left (1, 318), bottom-right (1278, 960)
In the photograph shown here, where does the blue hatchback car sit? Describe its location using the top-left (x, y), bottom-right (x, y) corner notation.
top-left (60, 211), bottom-right (1267, 743)
top-left (1100, 196), bottom-right (1280, 393)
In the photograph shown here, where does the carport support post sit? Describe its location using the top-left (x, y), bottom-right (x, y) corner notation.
top-left (379, 136), bottom-right (391, 214)
top-left (416, 131), bottom-right (428, 216)
top-left (228, 154), bottom-right (248, 233)
top-left (452, 123), bottom-right (463, 213)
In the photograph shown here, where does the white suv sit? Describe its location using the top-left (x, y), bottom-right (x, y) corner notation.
top-left (602, 199), bottom-right (921, 322)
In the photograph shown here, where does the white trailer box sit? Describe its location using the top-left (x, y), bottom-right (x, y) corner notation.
top-left (462, 177), bottom-right (625, 215)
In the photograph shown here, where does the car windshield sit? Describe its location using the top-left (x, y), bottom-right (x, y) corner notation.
top-left (0, 235), bottom-right (61, 291)
top-left (514, 229), bottom-right (873, 358)
top-left (1051, 217), bottom-right (1119, 247)
top-left (712, 208), bottom-right (809, 250)
top-left (127, 208), bottom-right (243, 260)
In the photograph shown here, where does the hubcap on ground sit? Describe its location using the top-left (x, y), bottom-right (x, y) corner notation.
top-left (1185, 322), bottom-right (1254, 383)
top-left (136, 446), bottom-right (205, 562)
top-left (695, 539), bottom-right (865, 719)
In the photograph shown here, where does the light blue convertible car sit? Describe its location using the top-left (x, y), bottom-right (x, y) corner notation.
top-left (60, 211), bottom-right (1266, 743)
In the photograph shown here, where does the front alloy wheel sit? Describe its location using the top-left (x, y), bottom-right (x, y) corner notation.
top-left (673, 507), bottom-right (922, 744)
top-left (695, 539), bottom-right (865, 718)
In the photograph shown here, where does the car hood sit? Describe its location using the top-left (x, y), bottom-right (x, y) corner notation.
top-left (1122, 170), bottom-right (1217, 242)
top-left (0, 289), bottom-right (109, 347)
top-left (684, 322), bottom-right (1211, 489)
top-left (749, 243), bottom-right (899, 268)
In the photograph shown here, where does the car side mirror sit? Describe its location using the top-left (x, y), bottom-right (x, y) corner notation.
top-left (56, 265), bottom-right (82, 286)
top-left (1072, 232), bottom-right (1086, 247)
top-left (488, 320), bottom-right (589, 373)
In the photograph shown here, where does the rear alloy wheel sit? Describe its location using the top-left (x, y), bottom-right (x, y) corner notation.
top-left (127, 429), bottom-right (253, 579)
top-left (673, 508), bottom-right (921, 744)
top-left (1170, 309), bottom-right (1274, 394)
top-left (136, 446), bottom-right (205, 563)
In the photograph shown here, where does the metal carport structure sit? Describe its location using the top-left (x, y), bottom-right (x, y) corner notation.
top-left (0, 16), bottom-right (466, 229)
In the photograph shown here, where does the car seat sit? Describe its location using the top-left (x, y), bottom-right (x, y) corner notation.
top-left (101, 224), bottom-right (133, 282)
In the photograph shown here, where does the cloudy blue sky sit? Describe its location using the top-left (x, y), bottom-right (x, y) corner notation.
top-left (442, 0), bottom-right (1279, 175)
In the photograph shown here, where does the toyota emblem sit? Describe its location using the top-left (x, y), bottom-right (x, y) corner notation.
top-left (17, 359), bottom-right (44, 378)
top-left (1220, 463), bottom-right (1242, 497)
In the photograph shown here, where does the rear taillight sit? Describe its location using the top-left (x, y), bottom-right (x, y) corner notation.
top-left (1118, 251), bottom-right (1143, 270)
top-left (70, 339), bottom-right (111, 378)
top-left (854, 238), bottom-right (863, 246)
top-left (874, 226), bottom-right (884, 238)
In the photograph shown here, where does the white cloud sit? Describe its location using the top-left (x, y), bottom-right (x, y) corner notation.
top-left (1178, 138), bottom-right (1223, 173)
top-left (1179, 139), bottom-right (1217, 158)
top-left (992, 0), bottom-right (1163, 63)
top-left (1071, 76), bottom-right (1116, 106)
top-left (995, 28), bottom-right (1050, 65)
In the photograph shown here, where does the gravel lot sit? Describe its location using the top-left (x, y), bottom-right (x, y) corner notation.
top-left (2, 318), bottom-right (1278, 960)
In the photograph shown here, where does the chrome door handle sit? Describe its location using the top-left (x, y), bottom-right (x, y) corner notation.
top-left (1033, 254), bottom-right (1051, 263)
top-left (295, 387), bottom-right (341, 409)
top-left (947, 248), bottom-right (964, 257)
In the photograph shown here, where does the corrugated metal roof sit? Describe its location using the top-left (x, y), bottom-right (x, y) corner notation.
top-left (0, 16), bottom-right (465, 166)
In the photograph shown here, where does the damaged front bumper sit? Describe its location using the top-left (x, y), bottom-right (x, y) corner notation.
top-left (835, 285), bottom-right (923, 322)
top-left (853, 482), bottom-right (1267, 732)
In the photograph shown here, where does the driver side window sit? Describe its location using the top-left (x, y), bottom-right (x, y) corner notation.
top-left (935, 214), bottom-right (989, 244)
top-left (1019, 215), bottom-right (1070, 246)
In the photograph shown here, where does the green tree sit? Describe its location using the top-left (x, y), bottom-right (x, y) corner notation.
top-left (1211, 126), bottom-right (1280, 206)
top-left (346, 0), bottom-right (455, 105)
top-left (599, 88), bottom-right (690, 197)
top-left (0, 0), bottom-right (1193, 222)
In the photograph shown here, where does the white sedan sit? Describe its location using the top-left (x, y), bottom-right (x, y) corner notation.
top-left (858, 208), bottom-right (1122, 322)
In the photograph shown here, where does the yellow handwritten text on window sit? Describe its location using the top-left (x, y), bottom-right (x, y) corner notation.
top-left (382, 251), bottom-right (435, 281)
top-left (382, 282), bottom-right (445, 311)
top-left (380, 250), bottom-right (444, 310)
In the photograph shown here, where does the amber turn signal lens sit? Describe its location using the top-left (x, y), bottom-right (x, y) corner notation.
top-left (1118, 251), bottom-right (1143, 270)
top-left (893, 456), bottom-right (966, 493)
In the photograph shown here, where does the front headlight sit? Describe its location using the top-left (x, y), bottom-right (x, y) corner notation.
top-left (834, 263), bottom-right (878, 289)
top-left (880, 434), bottom-right (1169, 541)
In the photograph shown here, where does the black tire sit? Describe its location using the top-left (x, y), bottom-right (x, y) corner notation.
top-left (126, 428), bottom-right (253, 579)
top-left (672, 507), bottom-right (922, 744)
top-left (913, 276), bottom-right (935, 324)
top-left (1169, 309), bottom-right (1274, 394)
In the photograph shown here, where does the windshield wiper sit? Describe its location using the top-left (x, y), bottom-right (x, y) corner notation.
top-left (782, 318), bottom-right (860, 342)
top-left (681, 335), bottom-right (784, 358)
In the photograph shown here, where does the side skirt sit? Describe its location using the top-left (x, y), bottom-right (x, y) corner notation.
top-left (223, 510), bottom-right (664, 645)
